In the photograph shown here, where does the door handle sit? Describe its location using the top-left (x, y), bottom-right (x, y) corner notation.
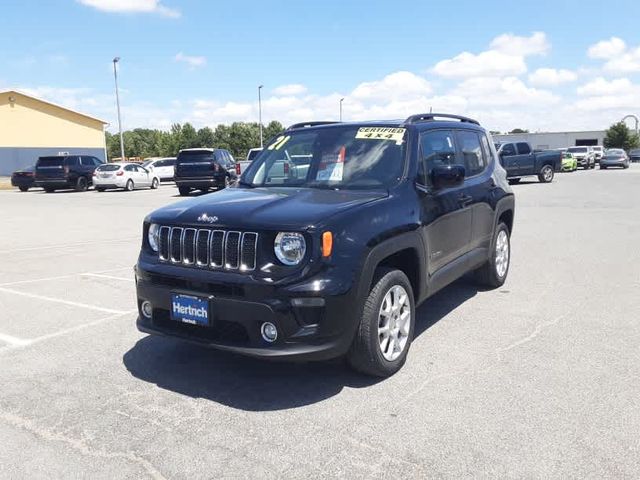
top-left (458, 193), bottom-right (473, 207)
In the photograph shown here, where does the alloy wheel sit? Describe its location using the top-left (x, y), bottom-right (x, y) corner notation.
top-left (378, 285), bottom-right (411, 361)
top-left (495, 230), bottom-right (510, 278)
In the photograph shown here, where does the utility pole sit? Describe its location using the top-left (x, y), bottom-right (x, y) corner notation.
top-left (339, 98), bottom-right (344, 121)
top-left (112, 57), bottom-right (125, 161)
top-left (258, 85), bottom-right (264, 148)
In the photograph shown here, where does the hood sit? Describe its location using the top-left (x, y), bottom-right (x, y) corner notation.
top-left (149, 186), bottom-right (387, 230)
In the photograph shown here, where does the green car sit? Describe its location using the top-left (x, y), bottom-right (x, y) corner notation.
top-left (561, 152), bottom-right (578, 172)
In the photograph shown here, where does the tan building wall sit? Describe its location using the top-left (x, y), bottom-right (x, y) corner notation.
top-left (0, 91), bottom-right (106, 149)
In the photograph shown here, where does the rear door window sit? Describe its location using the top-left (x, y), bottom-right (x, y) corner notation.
top-left (455, 130), bottom-right (486, 177)
top-left (65, 156), bottom-right (80, 166)
top-left (516, 142), bottom-right (531, 155)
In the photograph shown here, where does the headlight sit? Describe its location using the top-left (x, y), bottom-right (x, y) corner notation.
top-left (148, 223), bottom-right (160, 252)
top-left (274, 232), bottom-right (306, 266)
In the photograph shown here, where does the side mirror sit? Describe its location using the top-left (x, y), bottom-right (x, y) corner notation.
top-left (430, 164), bottom-right (465, 189)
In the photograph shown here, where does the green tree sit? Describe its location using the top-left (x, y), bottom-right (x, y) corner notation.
top-left (509, 128), bottom-right (529, 134)
top-left (604, 121), bottom-right (640, 150)
top-left (196, 127), bottom-right (215, 148)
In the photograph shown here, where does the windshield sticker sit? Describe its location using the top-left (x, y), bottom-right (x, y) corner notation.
top-left (316, 146), bottom-right (345, 182)
top-left (356, 127), bottom-right (406, 145)
top-left (267, 135), bottom-right (291, 151)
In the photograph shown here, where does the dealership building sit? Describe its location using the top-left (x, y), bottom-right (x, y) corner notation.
top-left (492, 130), bottom-right (606, 150)
top-left (0, 90), bottom-right (107, 175)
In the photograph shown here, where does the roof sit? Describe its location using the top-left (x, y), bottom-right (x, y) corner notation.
top-left (1, 90), bottom-right (108, 125)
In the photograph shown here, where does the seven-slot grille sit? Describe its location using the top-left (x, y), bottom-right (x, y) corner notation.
top-left (158, 226), bottom-right (258, 271)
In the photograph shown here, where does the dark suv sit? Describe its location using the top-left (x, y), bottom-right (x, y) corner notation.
top-left (35, 155), bottom-right (103, 192)
top-left (135, 114), bottom-right (515, 377)
top-left (174, 148), bottom-right (237, 196)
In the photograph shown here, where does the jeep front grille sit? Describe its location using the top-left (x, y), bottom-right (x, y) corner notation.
top-left (158, 226), bottom-right (258, 271)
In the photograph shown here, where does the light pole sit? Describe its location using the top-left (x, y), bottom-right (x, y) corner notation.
top-left (112, 57), bottom-right (125, 161)
top-left (258, 84), bottom-right (264, 148)
top-left (339, 98), bottom-right (344, 122)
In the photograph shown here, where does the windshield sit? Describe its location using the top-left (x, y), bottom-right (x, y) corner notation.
top-left (97, 164), bottom-right (121, 171)
top-left (568, 147), bottom-right (587, 153)
top-left (142, 160), bottom-right (153, 168)
top-left (606, 149), bottom-right (624, 156)
top-left (242, 126), bottom-right (407, 189)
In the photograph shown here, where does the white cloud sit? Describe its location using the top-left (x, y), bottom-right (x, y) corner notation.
top-left (490, 32), bottom-right (550, 56)
top-left (528, 68), bottom-right (577, 86)
top-left (272, 84), bottom-right (307, 96)
top-left (77, 0), bottom-right (180, 18)
top-left (432, 32), bottom-right (548, 78)
top-left (577, 77), bottom-right (636, 96)
top-left (588, 37), bottom-right (626, 59)
top-left (432, 50), bottom-right (527, 78)
top-left (351, 71), bottom-right (432, 101)
top-left (587, 37), bottom-right (640, 73)
top-left (174, 52), bottom-right (206, 69)
top-left (451, 76), bottom-right (559, 107)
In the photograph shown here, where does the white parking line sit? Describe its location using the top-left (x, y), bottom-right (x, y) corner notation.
top-left (0, 310), bottom-right (136, 353)
top-left (0, 267), bottom-right (133, 287)
top-left (82, 273), bottom-right (133, 282)
top-left (0, 286), bottom-right (129, 314)
top-left (0, 333), bottom-right (32, 347)
top-left (0, 237), bottom-right (138, 254)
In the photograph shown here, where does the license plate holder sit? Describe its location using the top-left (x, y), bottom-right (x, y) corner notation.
top-left (170, 293), bottom-right (210, 326)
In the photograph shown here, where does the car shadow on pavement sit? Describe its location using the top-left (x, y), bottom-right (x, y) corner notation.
top-left (122, 279), bottom-right (478, 411)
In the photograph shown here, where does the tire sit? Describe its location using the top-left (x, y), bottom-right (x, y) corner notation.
top-left (125, 179), bottom-right (134, 191)
top-left (508, 178), bottom-right (521, 185)
top-left (178, 186), bottom-right (191, 196)
top-left (348, 268), bottom-right (415, 377)
top-left (224, 176), bottom-right (230, 188)
top-left (75, 176), bottom-right (88, 192)
top-left (474, 222), bottom-right (511, 289)
top-left (18, 186), bottom-right (29, 192)
top-left (96, 187), bottom-right (106, 192)
top-left (151, 178), bottom-right (159, 189)
top-left (538, 164), bottom-right (554, 183)
top-left (44, 187), bottom-right (55, 193)
top-left (600, 166), bottom-right (606, 170)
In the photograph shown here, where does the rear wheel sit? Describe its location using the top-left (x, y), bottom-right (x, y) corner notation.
top-left (508, 178), bottom-right (521, 185)
top-left (44, 187), bottom-right (55, 193)
top-left (18, 186), bottom-right (29, 192)
top-left (178, 186), bottom-right (190, 196)
top-left (600, 165), bottom-right (606, 170)
top-left (151, 178), bottom-right (159, 189)
top-left (348, 268), bottom-right (415, 377)
top-left (125, 179), bottom-right (134, 191)
top-left (75, 176), bottom-right (88, 192)
top-left (96, 187), bottom-right (106, 192)
top-left (474, 222), bottom-right (510, 289)
top-left (538, 164), bottom-right (554, 183)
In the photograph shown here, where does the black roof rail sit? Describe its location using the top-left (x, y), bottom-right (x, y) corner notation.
top-left (286, 121), bottom-right (340, 130)
top-left (404, 113), bottom-right (480, 126)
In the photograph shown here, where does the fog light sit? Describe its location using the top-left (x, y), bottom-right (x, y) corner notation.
top-left (261, 322), bottom-right (278, 343)
top-left (141, 301), bottom-right (153, 319)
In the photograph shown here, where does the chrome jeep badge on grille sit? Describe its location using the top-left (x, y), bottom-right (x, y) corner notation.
top-left (197, 213), bottom-right (218, 224)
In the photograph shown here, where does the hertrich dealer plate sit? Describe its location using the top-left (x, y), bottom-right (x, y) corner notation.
top-left (170, 294), bottom-right (209, 326)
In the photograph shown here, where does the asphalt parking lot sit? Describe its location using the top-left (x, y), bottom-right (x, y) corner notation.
top-left (1, 167), bottom-right (639, 479)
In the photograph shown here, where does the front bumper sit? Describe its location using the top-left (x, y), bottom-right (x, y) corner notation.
top-left (134, 260), bottom-right (362, 361)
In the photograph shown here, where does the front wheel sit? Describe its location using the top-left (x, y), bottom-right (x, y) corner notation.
top-left (96, 187), bottom-right (106, 192)
top-left (178, 186), bottom-right (191, 196)
top-left (18, 186), bottom-right (29, 192)
top-left (348, 268), bottom-right (415, 377)
top-left (125, 179), bottom-right (134, 191)
top-left (151, 178), bottom-right (159, 189)
top-left (538, 164), bottom-right (554, 183)
top-left (508, 178), bottom-right (521, 185)
top-left (474, 222), bottom-right (511, 288)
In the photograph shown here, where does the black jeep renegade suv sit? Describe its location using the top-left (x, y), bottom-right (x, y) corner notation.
top-left (135, 114), bottom-right (515, 377)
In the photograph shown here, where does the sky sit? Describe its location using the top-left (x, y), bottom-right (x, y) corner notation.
top-left (1, 0), bottom-right (640, 133)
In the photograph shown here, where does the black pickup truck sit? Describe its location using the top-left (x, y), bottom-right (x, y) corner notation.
top-left (495, 141), bottom-right (562, 183)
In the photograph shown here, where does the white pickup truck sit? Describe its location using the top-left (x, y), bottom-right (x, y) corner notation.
top-left (236, 148), bottom-right (263, 175)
